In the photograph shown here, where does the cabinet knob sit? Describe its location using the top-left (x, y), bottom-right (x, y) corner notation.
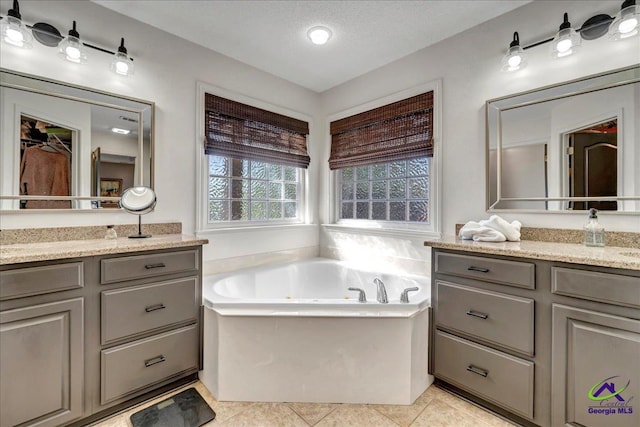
top-left (144, 262), bottom-right (166, 269)
top-left (145, 303), bottom-right (166, 313)
top-left (467, 266), bottom-right (490, 273)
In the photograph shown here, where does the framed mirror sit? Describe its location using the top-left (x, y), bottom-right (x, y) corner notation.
top-left (486, 65), bottom-right (639, 213)
top-left (0, 68), bottom-right (154, 210)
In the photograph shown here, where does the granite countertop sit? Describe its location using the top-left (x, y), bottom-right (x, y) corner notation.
top-left (0, 234), bottom-right (209, 265)
top-left (424, 235), bottom-right (640, 271)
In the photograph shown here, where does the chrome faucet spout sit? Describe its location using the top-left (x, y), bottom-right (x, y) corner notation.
top-left (373, 277), bottom-right (388, 304)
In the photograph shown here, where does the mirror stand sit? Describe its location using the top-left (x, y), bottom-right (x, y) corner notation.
top-left (130, 215), bottom-right (151, 239)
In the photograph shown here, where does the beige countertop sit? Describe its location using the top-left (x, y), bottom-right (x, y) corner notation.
top-left (424, 235), bottom-right (640, 271)
top-left (0, 234), bottom-right (209, 265)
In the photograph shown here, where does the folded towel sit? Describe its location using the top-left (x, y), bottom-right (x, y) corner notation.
top-left (459, 215), bottom-right (521, 242)
top-left (479, 215), bottom-right (521, 242)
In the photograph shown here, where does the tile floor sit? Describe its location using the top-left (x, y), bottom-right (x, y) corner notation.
top-left (93, 381), bottom-right (516, 427)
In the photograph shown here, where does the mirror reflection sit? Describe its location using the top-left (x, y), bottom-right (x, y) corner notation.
top-left (487, 66), bottom-right (639, 212)
top-left (0, 69), bottom-right (153, 210)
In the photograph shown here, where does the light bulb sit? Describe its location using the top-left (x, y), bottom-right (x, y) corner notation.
top-left (619, 16), bottom-right (638, 34)
top-left (556, 38), bottom-right (573, 53)
top-left (1, 15), bottom-right (32, 48)
top-left (307, 26), bottom-right (332, 45)
top-left (110, 38), bottom-right (134, 76)
top-left (58, 22), bottom-right (87, 64)
top-left (550, 15), bottom-right (580, 59)
top-left (508, 54), bottom-right (522, 68)
top-left (65, 44), bottom-right (81, 60)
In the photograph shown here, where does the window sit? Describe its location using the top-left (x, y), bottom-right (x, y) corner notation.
top-left (329, 89), bottom-right (438, 231)
top-left (207, 155), bottom-right (301, 222)
top-left (338, 157), bottom-right (430, 223)
top-left (200, 92), bottom-right (310, 227)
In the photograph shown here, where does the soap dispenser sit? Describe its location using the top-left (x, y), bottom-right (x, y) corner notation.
top-left (583, 208), bottom-right (605, 247)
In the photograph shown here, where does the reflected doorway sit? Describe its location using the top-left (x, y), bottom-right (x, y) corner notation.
top-left (566, 119), bottom-right (618, 211)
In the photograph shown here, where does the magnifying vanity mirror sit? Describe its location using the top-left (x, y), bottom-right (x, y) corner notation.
top-left (486, 65), bottom-right (639, 213)
top-left (0, 68), bottom-right (154, 210)
top-left (119, 186), bottom-right (157, 238)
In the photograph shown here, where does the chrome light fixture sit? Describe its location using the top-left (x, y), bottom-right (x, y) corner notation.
top-left (0, 0), bottom-right (32, 48)
top-left (58, 21), bottom-right (87, 63)
top-left (501, 32), bottom-right (527, 72)
top-left (551, 13), bottom-right (581, 58)
top-left (110, 38), bottom-right (134, 76)
top-left (609, 0), bottom-right (639, 39)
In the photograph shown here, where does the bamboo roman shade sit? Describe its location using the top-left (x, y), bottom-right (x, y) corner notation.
top-left (204, 93), bottom-right (310, 168)
top-left (329, 92), bottom-right (434, 170)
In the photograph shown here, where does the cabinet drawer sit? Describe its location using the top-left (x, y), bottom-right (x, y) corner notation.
top-left (101, 250), bottom-right (198, 284)
top-left (435, 252), bottom-right (535, 289)
top-left (0, 262), bottom-right (84, 300)
top-left (434, 330), bottom-right (534, 419)
top-left (101, 277), bottom-right (198, 344)
top-left (101, 325), bottom-right (198, 404)
top-left (552, 267), bottom-right (640, 309)
top-left (436, 281), bottom-right (534, 354)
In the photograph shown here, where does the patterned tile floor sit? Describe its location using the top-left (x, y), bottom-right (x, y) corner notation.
top-left (93, 381), bottom-right (516, 427)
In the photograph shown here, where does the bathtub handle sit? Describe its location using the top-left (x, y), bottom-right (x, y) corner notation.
top-left (348, 287), bottom-right (367, 303)
top-left (400, 287), bottom-right (419, 303)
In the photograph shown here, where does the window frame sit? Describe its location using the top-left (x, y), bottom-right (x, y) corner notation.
top-left (196, 82), bottom-right (312, 232)
top-left (327, 80), bottom-right (442, 238)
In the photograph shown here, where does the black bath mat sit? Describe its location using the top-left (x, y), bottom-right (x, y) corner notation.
top-left (130, 387), bottom-right (215, 427)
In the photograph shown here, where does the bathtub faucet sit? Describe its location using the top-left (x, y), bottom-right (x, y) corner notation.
top-left (373, 278), bottom-right (388, 304)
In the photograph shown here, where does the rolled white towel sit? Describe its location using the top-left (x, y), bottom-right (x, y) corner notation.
top-left (479, 215), bottom-right (521, 242)
top-left (459, 222), bottom-right (507, 242)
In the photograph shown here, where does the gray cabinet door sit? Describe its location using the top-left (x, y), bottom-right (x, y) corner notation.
top-left (0, 298), bottom-right (84, 427)
top-left (552, 304), bottom-right (640, 427)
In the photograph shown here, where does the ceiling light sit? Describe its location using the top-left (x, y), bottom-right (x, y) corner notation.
top-left (110, 38), bottom-right (134, 76)
top-left (609, 0), bottom-right (639, 39)
top-left (501, 32), bottom-right (527, 72)
top-left (58, 21), bottom-right (87, 63)
top-left (111, 127), bottom-right (131, 135)
top-left (551, 13), bottom-right (581, 58)
top-left (0, 0), bottom-right (33, 48)
top-left (307, 26), bottom-right (332, 45)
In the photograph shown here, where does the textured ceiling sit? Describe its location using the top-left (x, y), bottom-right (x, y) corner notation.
top-left (92, 1), bottom-right (531, 92)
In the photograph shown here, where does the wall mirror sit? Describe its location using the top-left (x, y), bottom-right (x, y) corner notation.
top-left (486, 65), bottom-right (639, 213)
top-left (0, 68), bottom-right (154, 210)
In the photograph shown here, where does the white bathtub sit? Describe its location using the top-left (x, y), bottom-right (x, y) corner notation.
top-left (200, 257), bottom-right (433, 404)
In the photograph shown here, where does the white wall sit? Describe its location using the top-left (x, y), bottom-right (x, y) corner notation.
top-left (320, 0), bottom-right (640, 235)
top-left (2, 1), bottom-right (638, 271)
top-left (0, 0), bottom-right (321, 262)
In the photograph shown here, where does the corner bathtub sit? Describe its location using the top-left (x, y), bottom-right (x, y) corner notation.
top-left (200, 258), bottom-right (433, 405)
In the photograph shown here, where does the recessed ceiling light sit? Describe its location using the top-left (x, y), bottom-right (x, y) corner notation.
top-left (307, 26), bottom-right (332, 45)
top-left (111, 127), bottom-right (131, 135)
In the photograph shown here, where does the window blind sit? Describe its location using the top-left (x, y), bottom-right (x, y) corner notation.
top-left (204, 93), bottom-right (310, 168)
top-left (329, 92), bottom-right (434, 170)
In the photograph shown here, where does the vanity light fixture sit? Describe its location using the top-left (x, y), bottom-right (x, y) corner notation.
top-left (307, 26), bottom-right (332, 45)
top-left (0, 1), bottom-right (135, 76)
top-left (501, 32), bottom-right (527, 72)
top-left (111, 127), bottom-right (131, 135)
top-left (551, 13), bottom-right (581, 58)
top-left (0, 0), bottom-right (32, 48)
top-left (110, 38), bottom-right (134, 76)
top-left (502, 1), bottom-right (638, 71)
top-left (609, 0), bottom-right (639, 39)
top-left (58, 21), bottom-right (87, 64)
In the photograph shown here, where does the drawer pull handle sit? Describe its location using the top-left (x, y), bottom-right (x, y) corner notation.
top-left (466, 365), bottom-right (489, 377)
top-left (468, 266), bottom-right (490, 273)
top-left (145, 303), bottom-right (166, 313)
top-left (466, 310), bottom-right (489, 320)
top-left (145, 263), bottom-right (166, 270)
top-left (144, 355), bottom-right (166, 367)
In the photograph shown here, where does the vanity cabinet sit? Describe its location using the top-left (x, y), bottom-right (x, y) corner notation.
top-left (0, 298), bottom-right (84, 427)
top-left (430, 247), bottom-right (640, 427)
top-left (550, 267), bottom-right (640, 427)
top-left (0, 244), bottom-right (204, 427)
top-left (431, 250), bottom-right (545, 425)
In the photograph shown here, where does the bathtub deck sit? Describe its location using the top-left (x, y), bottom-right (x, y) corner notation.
top-left (92, 380), bottom-right (515, 427)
